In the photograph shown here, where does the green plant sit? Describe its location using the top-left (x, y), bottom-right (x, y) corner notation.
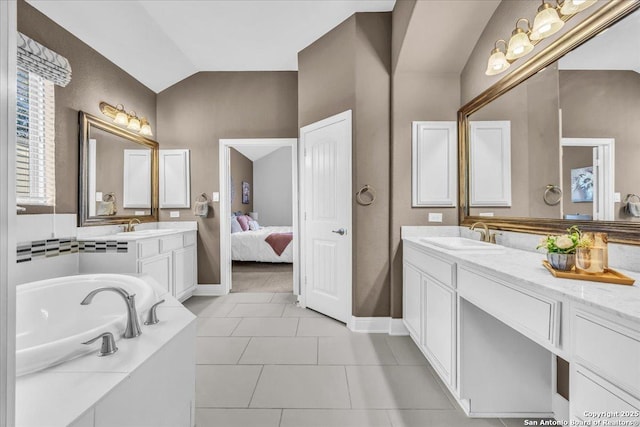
top-left (537, 225), bottom-right (592, 254)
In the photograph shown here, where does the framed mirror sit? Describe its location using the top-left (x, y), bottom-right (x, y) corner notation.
top-left (78, 111), bottom-right (159, 226)
top-left (458, 1), bottom-right (640, 244)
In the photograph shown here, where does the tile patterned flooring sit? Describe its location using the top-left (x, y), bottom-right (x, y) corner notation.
top-left (184, 293), bottom-right (547, 427)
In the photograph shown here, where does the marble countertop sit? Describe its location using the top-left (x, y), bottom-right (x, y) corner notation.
top-left (404, 236), bottom-right (640, 324)
top-left (15, 293), bottom-right (196, 427)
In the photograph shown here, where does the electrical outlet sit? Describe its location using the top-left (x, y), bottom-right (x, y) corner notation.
top-left (134, 211), bottom-right (145, 216)
top-left (95, 191), bottom-right (103, 201)
top-left (428, 213), bottom-right (443, 223)
top-left (479, 212), bottom-right (494, 217)
top-left (170, 211), bottom-right (180, 218)
top-left (212, 192), bottom-right (220, 202)
top-left (614, 192), bottom-right (621, 203)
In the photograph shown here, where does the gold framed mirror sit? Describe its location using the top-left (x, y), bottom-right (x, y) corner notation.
top-left (78, 111), bottom-right (159, 227)
top-left (458, 1), bottom-right (640, 244)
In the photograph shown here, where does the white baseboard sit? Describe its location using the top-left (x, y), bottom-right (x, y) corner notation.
top-left (388, 318), bottom-right (410, 336)
top-left (348, 316), bottom-right (410, 335)
top-left (193, 284), bottom-right (227, 296)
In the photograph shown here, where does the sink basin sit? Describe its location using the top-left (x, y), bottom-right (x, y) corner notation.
top-left (420, 237), bottom-right (503, 251)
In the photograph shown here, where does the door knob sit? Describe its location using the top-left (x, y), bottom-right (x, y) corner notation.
top-left (332, 228), bottom-right (346, 236)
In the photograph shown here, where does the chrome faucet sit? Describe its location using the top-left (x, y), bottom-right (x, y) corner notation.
top-left (470, 222), bottom-right (490, 242)
top-left (125, 218), bottom-right (141, 232)
top-left (80, 287), bottom-right (142, 339)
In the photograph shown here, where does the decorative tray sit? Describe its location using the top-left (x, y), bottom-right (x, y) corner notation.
top-left (542, 260), bottom-right (635, 286)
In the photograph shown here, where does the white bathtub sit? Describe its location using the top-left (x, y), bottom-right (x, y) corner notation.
top-left (16, 274), bottom-right (158, 377)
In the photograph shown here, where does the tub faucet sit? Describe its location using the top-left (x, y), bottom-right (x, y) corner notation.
top-left (80, 287), bottom-right (142, 339)
top-left (470, 222), bottom-right (490, 242)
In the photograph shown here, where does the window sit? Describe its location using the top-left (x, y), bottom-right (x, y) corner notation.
top-left (16, 67), bottom-right (55, 206)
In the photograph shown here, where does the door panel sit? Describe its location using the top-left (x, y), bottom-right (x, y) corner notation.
top-left (301, 111), bottom-right (352, 323)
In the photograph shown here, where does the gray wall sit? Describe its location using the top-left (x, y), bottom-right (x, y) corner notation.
top-left (298, 12), bottom-right (391, 318)
top-left (156, 71), bottom-right (298, 285)
top-left (229, 148), bottom-right (253, 215)
top-left (253, 147), bottom-right (292, 226)
top-left (560, 70), bottom-right (640, 221)
top-left (18, 0), bottom-right (156, 215)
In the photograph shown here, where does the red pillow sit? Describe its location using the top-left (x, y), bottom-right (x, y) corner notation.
top-left (236, 215), bottom-right (250, 231)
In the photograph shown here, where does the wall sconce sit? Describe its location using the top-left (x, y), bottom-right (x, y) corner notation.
top-left (99, 102), bottom-right (153, 137)
top-left (485, 0), bottom-right (596, 76)
top-left (485, 40), bottom-right (510, 76)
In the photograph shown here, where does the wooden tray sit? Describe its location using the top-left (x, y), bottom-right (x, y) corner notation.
top-left (542, 260), bottom-right (635, 286)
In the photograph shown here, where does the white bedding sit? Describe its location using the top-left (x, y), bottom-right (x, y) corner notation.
top-left (231, 226), bottom-right (293, 263)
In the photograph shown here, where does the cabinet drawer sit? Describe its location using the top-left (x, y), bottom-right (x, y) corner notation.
top-left (161, 235), bottom-right (183, 253)
top-left (183, 231), bottom-right (196, 247)
top-left (404, 245), bottom-right (454, 288)
top-left (574, 311), bottom-right (640, 397)
top-left (572, 366), bottom-right (640, 421)
top-left (137, 239), bottom-right (160, 259)
top-left (458, 267), bottom-right (559, 346)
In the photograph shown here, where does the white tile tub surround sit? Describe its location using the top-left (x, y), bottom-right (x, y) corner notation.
top-left (403, 226), bottom-right (640, 273)
top-left (15, 214), bottom-right (79, 285)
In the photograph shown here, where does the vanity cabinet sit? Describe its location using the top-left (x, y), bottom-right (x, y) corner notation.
top-left (403, 243), bottom-right (457, 392)
top-left (80, 230), bottom-right (198, 302)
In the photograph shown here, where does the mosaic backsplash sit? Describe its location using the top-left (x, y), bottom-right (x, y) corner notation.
top-left (16, 238), bottom-right (128, 263)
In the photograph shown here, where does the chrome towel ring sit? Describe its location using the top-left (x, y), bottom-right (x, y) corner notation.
top-left (355, 184), bottom-right (376, 206)
top-left (543, 184), bottom-right (562, 206)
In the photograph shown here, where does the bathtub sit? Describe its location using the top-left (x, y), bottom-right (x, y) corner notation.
top-left (16, 274), bottom-right (158, 377)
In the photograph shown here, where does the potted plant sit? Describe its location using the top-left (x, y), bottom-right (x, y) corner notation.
top-left (537, 226), bottom-right (592, 271)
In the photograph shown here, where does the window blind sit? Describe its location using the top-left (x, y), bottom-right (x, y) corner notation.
top-left (16, 67), bottom-right (56, 206)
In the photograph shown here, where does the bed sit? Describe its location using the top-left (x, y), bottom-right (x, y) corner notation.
top-left (231, 226), bottom-right (294, 263)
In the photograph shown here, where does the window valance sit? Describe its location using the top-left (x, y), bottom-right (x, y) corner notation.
top-left (17, 32), bottom-right (71, 87)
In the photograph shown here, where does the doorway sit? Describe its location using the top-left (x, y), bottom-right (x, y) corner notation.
top-left (219, 139), bottom-right (299, 296)
top-left (560, 138), bottom-right (615, 221)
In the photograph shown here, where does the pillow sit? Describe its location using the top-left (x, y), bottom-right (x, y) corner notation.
top-left (248, 220), bottom-right (260, 231)
top-left (230, 216), bottom-right (243, 233)
top-left (236, 215), bottom-right (250, 231)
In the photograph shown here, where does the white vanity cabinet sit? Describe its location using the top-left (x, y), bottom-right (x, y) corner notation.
top-left (403, 242), bottom-right (457, 391)
top-left (80, 230), bottom-right (198, 302)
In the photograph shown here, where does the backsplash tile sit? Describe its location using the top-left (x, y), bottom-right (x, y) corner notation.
top-left (16, 237), bottom-right (128, 263)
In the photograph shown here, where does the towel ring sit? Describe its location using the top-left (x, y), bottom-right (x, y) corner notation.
top-left (543, 184), bottom-right (562, 206)
top-left (355, 185), bottom-right (376, 206)
top-left (624, 193), bottom-right (640, 203)
top-left (197, 193), bottom-right (208, 202)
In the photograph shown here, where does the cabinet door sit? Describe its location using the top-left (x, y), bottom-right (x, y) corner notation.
top-left (174, 246), bottom-right (196, 300)
top-left (424, 277), bottom-right (455, 386)
top-left (403, 262), bottom-right (422, 342)
top-left (159, 149), bottom-right (191, 208)
top-left (139, 253), bottom-right (172, 294)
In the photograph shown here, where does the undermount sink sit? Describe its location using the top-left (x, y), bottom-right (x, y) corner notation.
top-left (116, 229), bottom-right (177, 237)
top-left (420, 237), bottom-right (503, 251)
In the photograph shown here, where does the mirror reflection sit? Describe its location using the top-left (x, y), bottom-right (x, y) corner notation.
top-left (79, 112), bottom-right (158, 226)
top-left (468, 8), bottom-right (640, 223)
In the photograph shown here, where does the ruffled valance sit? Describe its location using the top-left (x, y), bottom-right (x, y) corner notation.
top-left (17, 32), bottom-right (72, 87)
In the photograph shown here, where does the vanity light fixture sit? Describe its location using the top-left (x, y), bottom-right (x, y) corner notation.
top-left (560, 0), bottom-right (597, 16)
top-left (506, 19), bottom-right (534, 60)
top-left (530, 1), bottom-right (565, 41)
top-left (485, 40), bottom-right (511, 76)
top-left (99, 102), bottom-right (153, 137)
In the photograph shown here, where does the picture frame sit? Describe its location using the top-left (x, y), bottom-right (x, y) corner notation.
top-left (242, 181), bottom-right (250, 204)
top-left (571, 166), bottom-right (594, 203)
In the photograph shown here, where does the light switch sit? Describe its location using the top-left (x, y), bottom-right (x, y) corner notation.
top-left (428, 213), bottom-right (443, 223)
top-left (479, 212), bottom-right (494, 217)
top-left (614, 192), bottom-right (621, 203)
top-left (170, 211), bottom-right (180, 218)
top-left (212, 192), bottom-right (220, 202)
top-left (95, 191), bottom-right (103, 201)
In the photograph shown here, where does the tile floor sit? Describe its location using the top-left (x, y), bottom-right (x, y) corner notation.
top-left (184, 293), bottom-right (548, 427)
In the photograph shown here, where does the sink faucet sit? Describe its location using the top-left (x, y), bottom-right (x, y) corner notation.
top-left (125, 218), bottom-right (141, 232)
top-left (470, 222), bottom-right (490, 242)
top-left (80, 287), bottom-right (142, 339)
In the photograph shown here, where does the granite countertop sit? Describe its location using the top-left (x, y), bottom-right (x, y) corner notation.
top-left (403, 236), bottom-right (640, 324)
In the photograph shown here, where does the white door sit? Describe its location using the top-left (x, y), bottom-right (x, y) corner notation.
top-left (300, 110), bottom-right (352, 323)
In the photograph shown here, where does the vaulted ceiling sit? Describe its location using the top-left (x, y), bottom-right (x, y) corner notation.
top-left (27, 0), bottom-right (396, 93)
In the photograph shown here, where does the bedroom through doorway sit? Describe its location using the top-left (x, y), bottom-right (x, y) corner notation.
top-left (219, 139), bottom-right (298, 295)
